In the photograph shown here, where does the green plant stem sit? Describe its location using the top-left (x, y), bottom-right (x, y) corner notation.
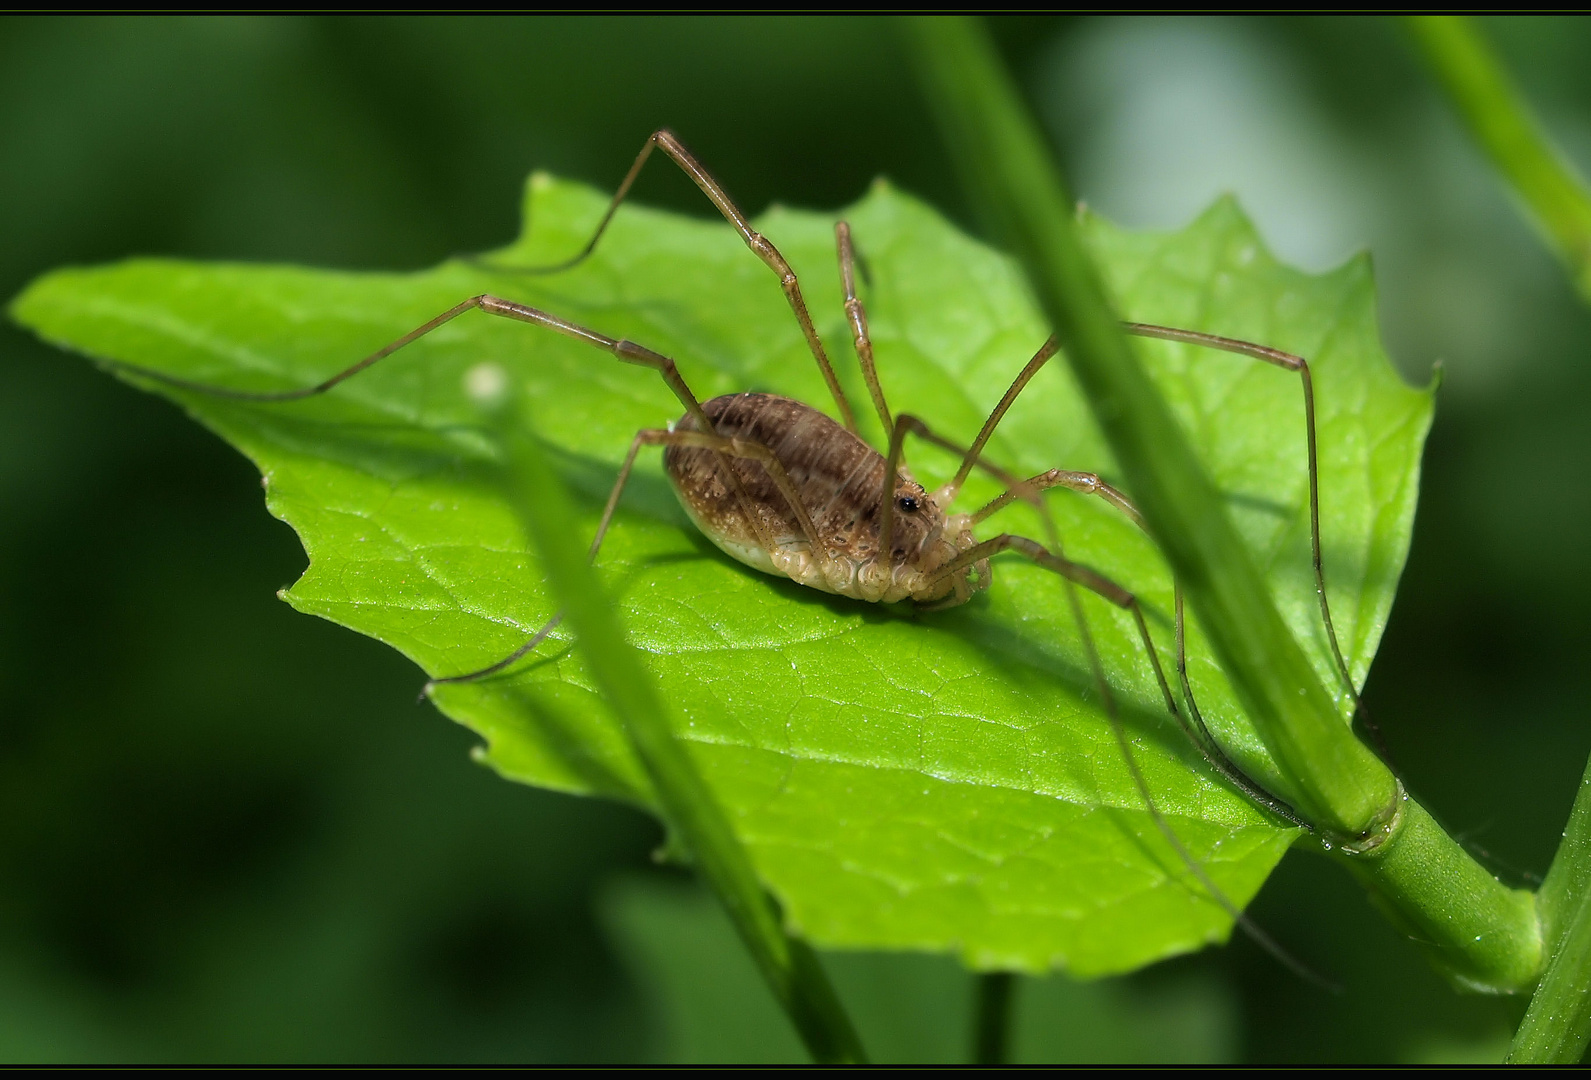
top-left (1406, 16), bottom-right (1591, 299)
top-left (1411, 14), bottom-right (1591, 1048)
top-left (1509, 755), bottom-right (1591, 1061)
top-left (903, 14), bottom-right (1541, 993)
top-left (972, 972), bottom-right (1015, 1064)
top-left (483, 389), bottom-right (866, 1064)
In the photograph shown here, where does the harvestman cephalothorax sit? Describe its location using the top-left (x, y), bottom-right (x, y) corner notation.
top-left (108, 130), bottom-right (1361, 981)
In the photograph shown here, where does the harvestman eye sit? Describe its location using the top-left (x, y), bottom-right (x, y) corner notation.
top-left (110, 128), bottom-right (1346, 986)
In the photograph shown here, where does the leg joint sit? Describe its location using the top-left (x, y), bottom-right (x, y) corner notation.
top-left (728, 436), bottom-right (772, 460)
top-left (615, 339), bottom-right (668, 369)
top-left (478, 294), bottom-right (523, 316)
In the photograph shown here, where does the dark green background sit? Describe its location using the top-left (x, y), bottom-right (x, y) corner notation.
top-left (2, 14), bottom-right (1587, 1063)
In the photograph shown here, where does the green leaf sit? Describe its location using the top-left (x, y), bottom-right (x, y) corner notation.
top-left (10, 174), bottom-right (1432, 977)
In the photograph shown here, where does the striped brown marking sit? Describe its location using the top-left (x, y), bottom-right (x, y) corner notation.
top-left (664, 392), bottom-right (939, 567)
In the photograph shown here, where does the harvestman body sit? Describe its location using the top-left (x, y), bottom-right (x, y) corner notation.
top-left (110, 131), bottom-right (1361, 976)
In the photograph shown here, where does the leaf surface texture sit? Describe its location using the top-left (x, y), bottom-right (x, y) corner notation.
top-left (12, 176), bottom-right (1433, 975)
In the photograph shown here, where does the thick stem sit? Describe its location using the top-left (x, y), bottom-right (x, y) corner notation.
top-left (1411, 16), bottom-right (1591, 1047)
top-left (903, 14), bottom-right (1541, 993)
top-left (480, 383), bottom-right (866, 1063)
top-left (1509, 754), bottom-right (1591, 1062)
top-left (1340, 795), bottom-right (1540, 994)
top-left (1406, 15), bottom-right (1591, 299)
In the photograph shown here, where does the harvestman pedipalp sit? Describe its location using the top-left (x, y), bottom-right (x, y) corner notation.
top-left (105, 129), bottom-right (1360, 983)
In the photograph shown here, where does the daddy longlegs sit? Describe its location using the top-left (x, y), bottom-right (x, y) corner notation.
top-left (108, 130), bottom-right (1359, 985)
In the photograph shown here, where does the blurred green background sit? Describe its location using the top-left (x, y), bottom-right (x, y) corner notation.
top-left (2, 14), bottom-right (1588, 1063)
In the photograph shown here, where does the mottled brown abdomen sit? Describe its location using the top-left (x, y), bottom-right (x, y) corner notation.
top-left (663, 392), bottom-right (933, 576)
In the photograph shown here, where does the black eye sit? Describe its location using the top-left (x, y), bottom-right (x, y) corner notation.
top-left (896, 495), bottom-right (919, 514)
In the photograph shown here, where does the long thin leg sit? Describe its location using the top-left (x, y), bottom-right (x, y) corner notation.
top-left (113, 288), bottom-right (818, 550)
top-left (925, 531), bottom-right (1328, 987)
top-left (1175, 586), bottom-right (1224, 771)
top-left (1123, 322), bottom-right (1362, 723)
top-left (111, 291), bottom-right (825, 669)
top-left (884, 399), bottom-right (1299, 825)
top-left (877, 412), bottom-right (1050, 560)
top-left (968, 468), bottom-right (1287, 817)
top-left (911, 425), bottom-right (1026, 491)
top-left (835, 227), bottom-right (1062, 557)
top-left (104, 293), bottom-right (716, 428)
top-left (429, 426), bottom-right (833, 688)
top-left (427, 423), bottom-right (672, 692)
top-left (877, 413), bottom-right (914, 562)
top-left (872, 409), bottom-right (1041, 577)
top-left (424, 613), bottom-right (566, 692)
top-left (928, 532), bottom-right (1305, 828)
top-left (869, 412), bottom-right (1052, 612)
top-left (830, 229), bottom-right (1042, 494)
top-left (936, 335), bottom-right (1061, 506)
top-left (969, 468), bottom-right (1144, 531)
top-left (932, 322), bottom-right (1363, 728)
top-left (874, 409), bottom-right (1031, 502)
top-left (836, 221), bottom-right (893, 440)
top-left (484, 129), bottom-right (859, 433)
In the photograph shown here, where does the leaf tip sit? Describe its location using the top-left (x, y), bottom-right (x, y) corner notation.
top-left (6, 268), bottom-right (64, 331)
top-left (1426, 357), bottom-right (1446, 395)
top-left (1204, 191), bottom-right (1248, 225)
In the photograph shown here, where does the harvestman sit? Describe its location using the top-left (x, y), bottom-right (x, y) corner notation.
top-left (109, 131), bottom-right (1362, 973)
